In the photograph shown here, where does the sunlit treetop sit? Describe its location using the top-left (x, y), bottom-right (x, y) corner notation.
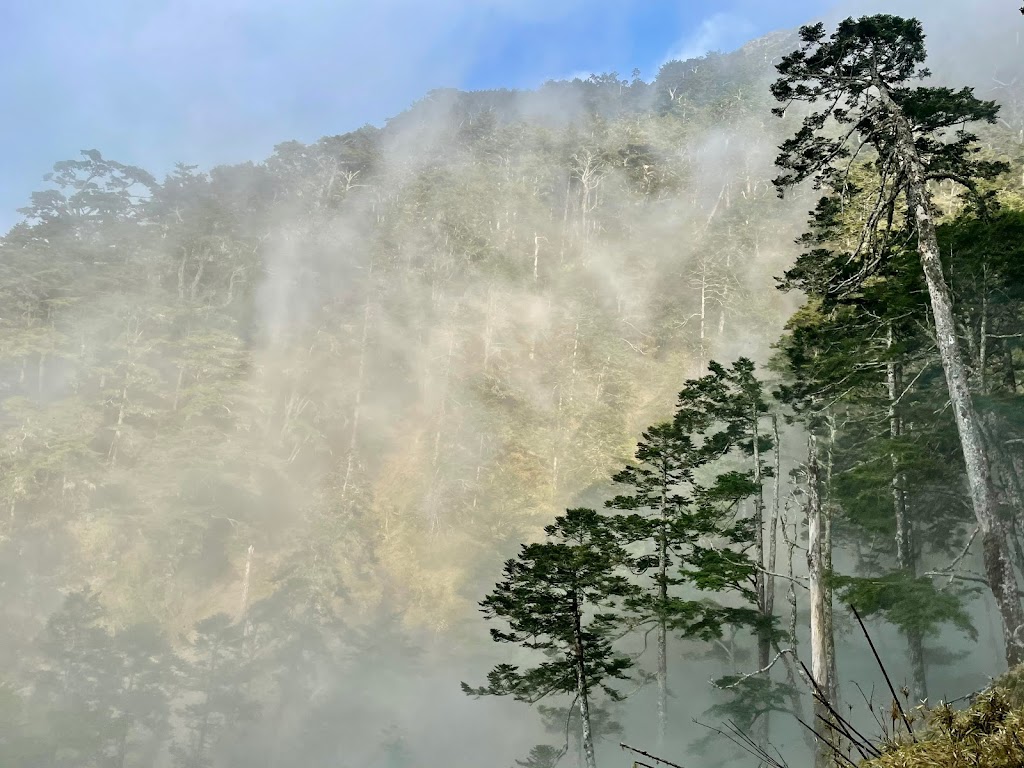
top-left (770, 14), bottom-right (1005, 198)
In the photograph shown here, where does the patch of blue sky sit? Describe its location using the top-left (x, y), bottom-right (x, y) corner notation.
top-left (0, 0), bottom-right (836, 229)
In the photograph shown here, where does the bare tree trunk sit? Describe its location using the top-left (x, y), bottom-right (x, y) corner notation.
top-left (752, 405), bottom-right (772, 746)
top-left (699, 268), bottom-right (707, 375)
top-left (768, 415), bottom-right (781, 620)
top-left (238, 544), bottom-right (254, 638)
top-left (823, 416), bottom-right (839, 716)
top-left (172, 365), bottom-right (186, 412)
top-left (428, 330), bottom-right (456, 532)
top-left (572, 593), bottom-right (598, 768)
top-left (808, 434), bottom-right (837, 768)
top-left (777, 501), bottom-right (817, 754)
top-left (656, 464), bottom-right (669, 749)
top-left (754, 407), bottom-right (767, 662)
top-left (108, 382), bottom-right (129, 466)
top-left (533, 233), bottom-right (543, 282)
top-left (470, 434), bottom-right (486, 515)
top-left (37, 352), bottom-right (45, 401)
top-left (876, 79), bottom-right (1024, 665)
top-left (551, 318), bottom-right (581, 506)
top-left (482, 287), bottom-right (495, 373)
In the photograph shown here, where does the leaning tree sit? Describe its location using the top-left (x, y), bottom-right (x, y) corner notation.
top-left (771, 13), bottom-right (1024, 666)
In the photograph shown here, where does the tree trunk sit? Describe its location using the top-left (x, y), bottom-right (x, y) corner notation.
top-left (572, 592), bottom-right (598, 768)
top-left (752, 405), bottom-right (771, 746)
top-left (116, 717), bottom-right (131, 768)
top-left (877, 80), bottom-right (1024, 666)
top-left (807, 434), bottom-right (837, 768)
top-left (108, 382), bottom-right (129, 466)
top-left (823, 416), bottom-right (839, 720)
top-left (981, 415), bottom-right (1024, 575)
top-left (887, 329), bottom-right (928, 701)
top-left (767, 415), bottom-right (781, 621)
top-left (698, 268), bottom-right (707, 375)
top-left (657, 464), bottom-right (669, 749)
top-left (192, 647), bottom-right (219, 768)
top-left (238, 543), bottom-right (254, 642)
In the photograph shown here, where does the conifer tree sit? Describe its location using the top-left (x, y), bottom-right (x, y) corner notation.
top-left (33, 587), bottom-right (120, 766)
top-left (605, 421), bottom-right (703, 748)
top-left (675, 360), bottom-right (791, 739)
top-left (771, 13), bottom-right (1024, 666)
top-left (462, 508), bottom-right (639, 768)
top-left (173, 614), bottom-right (259, 768)
top-left (775, 237), bottom-right (978, 704)
top-left (515, 744), bottom-right (564, 768)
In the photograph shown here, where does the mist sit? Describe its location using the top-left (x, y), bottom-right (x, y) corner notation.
top-left (2, 1), bottom-right (1024, 766)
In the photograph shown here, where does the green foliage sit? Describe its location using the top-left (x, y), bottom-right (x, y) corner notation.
top-left (834, 572), bottom-right (977, 640)
top-left (172, 614), bottom-right (260, 768)
top-left (772, 15), bottom-right (1005, 201)
top-left (704, 674), bottom-right (795, 731)
top-left (2, 10), bottom-right (1024, 767)
top-left (463, 508), bottom-right (639, 705)
top-left (768, 11), bottom-right (1024, 688)
top-left (514, 744), bottom-right (565, 768)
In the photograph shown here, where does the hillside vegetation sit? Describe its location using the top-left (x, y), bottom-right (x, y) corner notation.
top-left (3, 12), bottom-right (1024, 768)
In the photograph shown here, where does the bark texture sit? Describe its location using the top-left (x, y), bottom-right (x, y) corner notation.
top-left (875, 78), bottom-right (1024, 667)
top-left (808, 434), bottom-right (837, 768)
top-left (887, 331), bottom-right (928, 701)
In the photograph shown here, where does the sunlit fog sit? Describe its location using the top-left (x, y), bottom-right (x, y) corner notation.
top-left (2, 1), bottom-right (1024, 767)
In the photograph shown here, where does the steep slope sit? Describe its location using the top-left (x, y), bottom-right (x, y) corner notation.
top-left (0, 35), bottom-right (804, 643)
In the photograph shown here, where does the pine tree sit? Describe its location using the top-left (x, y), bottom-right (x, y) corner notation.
top-left (605, 421), bottom-right (703, 748)
top-left (173, 614), bottom-right (260, 768)
top-left (462, 508), bottom-right (639, 768)
top-left (33, 587), bottom-right (123, 766)
top-left (674, 361), bottom-right (791, 740)
top-left (515, 744), bottom-right (565, 768)
top-left (771, 13), bottom-right (1024, 665)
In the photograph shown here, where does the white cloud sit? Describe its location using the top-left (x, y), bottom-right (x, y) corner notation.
top-left (662, 12), bottom-right (756, 65)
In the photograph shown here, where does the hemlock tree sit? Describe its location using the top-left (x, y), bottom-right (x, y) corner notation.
top-left (674, 360), bottom-right (794, 742)
top-left (677, 359), bottom-right (777, 678)
top-left (605, 421), bottom-right (705, 748)
top-left (775, 234), bottom-right (980, 705)
top-left (605, 364), bottom-right (785, 749)
top-left (462, 508), bottom-right (639, 768)
top-left (34, 588), bottom-right (120, 766)
top-left (515, 744), bottom-right (564, 768)
top-left (537, 700), bottom-right (622, 768)
top-left (173, 614), bottom-right (260, 768)
top-left (771, 13), bottom-right (1024, 665)
top-left (107, 624), bottom-right (173, 768)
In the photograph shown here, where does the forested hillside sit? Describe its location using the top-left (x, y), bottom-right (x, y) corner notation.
top-left (3, 10), bottom-right (1024, 768)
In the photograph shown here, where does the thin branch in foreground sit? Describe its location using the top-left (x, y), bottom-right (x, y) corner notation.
top-left (619, 743), bottom-right (686, 768)
top-left (797, 660), bottom-right (882, 759)
top-left (850, 604), bottom-right (917, 742)
top-left (926, 526), bottom-right (981, 588)
top-left (692, 719), bottom-right (788, 768)
top-left (794, 714), bottom-right (858, 768)
top-left (724, 718), bottom-right (792, 768)
top-left (711, 648), bottom-right (790, 690)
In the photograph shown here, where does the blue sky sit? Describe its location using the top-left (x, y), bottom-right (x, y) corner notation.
top-left (0, 0), bottom-right (837, 230)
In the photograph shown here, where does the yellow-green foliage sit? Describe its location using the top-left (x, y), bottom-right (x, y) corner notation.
top-left (862, 667), bottom-right (1024, 768)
